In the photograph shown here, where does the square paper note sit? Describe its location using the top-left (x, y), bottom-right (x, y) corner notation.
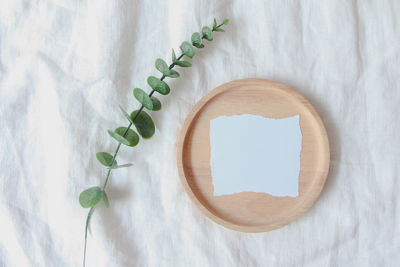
top-left (209, 114), bottom-right (302, 197)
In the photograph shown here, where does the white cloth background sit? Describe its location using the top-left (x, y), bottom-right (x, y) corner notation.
top-left (1, 0), bottom-right (399, 266)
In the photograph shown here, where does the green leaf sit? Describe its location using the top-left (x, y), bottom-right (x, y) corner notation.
top-left (119, 105), bottom-right (133, 124)
top-left (150, 96), bottom-right (162, 111)
top-left (133, 88), bottom-right (153, 110)
top-left (223, 18), bottom-right (229, 25)
top-left (130, 110), bottom-right (155, 139)
top-left (174, 60), bottom-right (192, 67)
top-left (108, 129), bottom-right (127, 145)
top-left (108, 127), bottom-right (139, 147)
top-left (213, 18), bottom-right (217, 29)
top-left (147, 76), bottom-right (170, 95)
top-left (107, 163), bottom-right (133, 169)
top-left (102, 191), bottom-right (110, 208)
top-left (155, 58), bottom-right (170, 76)
top-left (115, 127), bottom-right (139, 147)
top-left (172, 48), bottom-right (177, 62)
top-left (166, 69), bottom-right (179, 78)
top-left (96, 152), bottom-right (117, 167)
top-left (214, 27), bottom-right (225, 32)
top-left (202, 26), bottom-right (213, 41)
top-left (191, 32), bottom-right (204, 48)
top-left (79, 187), bottom-right (103, 208)
top-left (180, 41), bottom-right (195, 58)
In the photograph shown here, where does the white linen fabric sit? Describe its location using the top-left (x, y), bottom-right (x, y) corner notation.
top-left (1, 1), bottom-right (399, 266)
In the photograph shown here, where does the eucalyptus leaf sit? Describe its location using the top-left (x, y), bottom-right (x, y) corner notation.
top-left (180, 41), bottom-right (195, 58)
top-left (108, 126), bottom-right (140, 146)
top-left (107, 163), bottom-right (133, 169)
top-left (174, 60), bottom-right (192, 67)
top-left (79, 187), bottom-right (103, 208)
top-left (213, 18), bottom-right (217, 29)
top-left (223, 18), bottom-right (229, 25)
top-left (214, 28), bottom-right (225, 32)
top-left (147, 76), bottom-right (170, 95)
top-left (119, 105), bottom-right (133, 124)
top-left (130, 110), bottom-right (155, 139)
top-left (155, 58), bottom-right (170, 76)
top-left (166, 69), bottom-right (179, 78)
top-left (116, 127), bottom-right (139, 146)
top-left (172, 48), bottom-right (177, 62)
top-left (150, 96), bottom-right (162, 111)
top-left (107, 129), bottom-right (128, 145)
top-left (133, 88), bottom-right (153, 110)
top-left (96, 152), bottom-right (117, 167)
top-left (191, 32), bottom-right (203, 48)
top-left (102, 191), bottom-right (110, 208)
top-left (202, 26), bottom-right (213, 41)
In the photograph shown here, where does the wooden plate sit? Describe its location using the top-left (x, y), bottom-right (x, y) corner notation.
top-left (176, 78), bottom-right (330, 232)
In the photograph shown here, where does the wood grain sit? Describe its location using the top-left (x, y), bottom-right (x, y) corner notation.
top-left (176, 78), bottom-right (330, 232)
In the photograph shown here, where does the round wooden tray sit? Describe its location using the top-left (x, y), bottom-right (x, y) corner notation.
top-left (176, 78), bottom-right (330, 232)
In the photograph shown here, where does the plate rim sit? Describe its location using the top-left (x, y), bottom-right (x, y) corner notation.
top-left (176, 78), bottom-right (330, 232)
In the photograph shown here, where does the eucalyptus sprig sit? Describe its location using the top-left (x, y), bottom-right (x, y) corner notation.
top-left (79, 18), bottom-right (229, 267)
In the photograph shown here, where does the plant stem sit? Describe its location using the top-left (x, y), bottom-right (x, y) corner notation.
top-left (83, 207), bottom-right (93, 267)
